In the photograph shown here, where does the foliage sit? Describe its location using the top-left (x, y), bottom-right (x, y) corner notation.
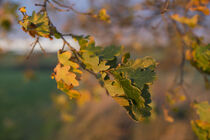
top-left (191, 44), bottom-right (210, 74)
top-left (191, 101), bottom-right (210, 140)
top-left (17, 6), bottom-right (157, 121)
top-left (171, 0), bottom-right (210, 89)
top-left (19, 10), bottom-right (51, 38)
top-left (187, 0), bottom-right (210, 15)
top-left (51, 35), bottom-right (157, 121)
top-left (185, 43), bottom-right (210, 75)
top-left (15, 0), bottom-right (210, 128)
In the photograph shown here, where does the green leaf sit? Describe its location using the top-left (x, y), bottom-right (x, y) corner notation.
top-left (132, 56), bottom-right (157, 70)
top-left (104, 79), bottom-right (125, 97)
top-left (111, 71), bottom-right (152, 121)
top-left (192, 44), bottom-right (210, 74)
top-left (121, 52), bottom-right (130, 64)
top-left (76, 36), bottom-right (96, 51)
top-left (116, 57), bottom-right (157, 89)
top-left (194, 101), bottom-right (210, 122)
top-left (99, 45), bottom-right (122, 61)
top-left (191, 120), bottom-right (210, 140)
top-left (191, 101), bottom-right (210, 140)
top-left (81, 51), bottom-right (110, 73)
top-left (54, 32), bottom-right (61, 39)
top-left (75, 35), bottom-right (156, 121)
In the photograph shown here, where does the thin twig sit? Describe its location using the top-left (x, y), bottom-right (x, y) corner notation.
top-left (50, 0), bottom-right (93, 15)
top-left (48, 1), bottom-right (70, 12)
top-left (37, 40), bottom-right (47, 56)
top-left (179, 44), bottom-right (185, 85)
top-left (61, 41), bottom-right (66, 51)
top-left (35, 4), bottom-right (45, 7)
top-left (26, 37), bottom-right (39, 59)
top-left (161, 0), bottom-right (169, 14)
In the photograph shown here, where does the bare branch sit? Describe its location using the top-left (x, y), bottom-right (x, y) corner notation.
top-left (37, 40), bottom-right (47, 56)
top-left (50, 0), bottom-right (93, 15)
top-left (26, 37), bottom-right (39, 59)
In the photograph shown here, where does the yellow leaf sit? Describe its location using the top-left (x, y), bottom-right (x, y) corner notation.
top-left (94, 8), bottom-right (111, 23)
top-left (19, 7), bottom-right (26, 13)
top-left (113, 97), bottom-right (129, 106)
top-left (191, 6), bottom-right (210, 15)
top-left (187, 0), bottom-right (210, 15)
top-left (58, 51), bottom-right (72, 65)
top-left (171, 14), bottom-right (198, 27)
top-left (67, 90), bottom-right (81, 99)
top-left (57, 80), bottom-right (74, 92)
top-left (54, 64), bottom-right (79, 86)
top-left (58, 51), bottom-right (82, 71)
top-left (195, 120), bottom-right (210, 129)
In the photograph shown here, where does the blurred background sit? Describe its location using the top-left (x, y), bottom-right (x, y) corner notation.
top-left (0, 0), bottom-right (209, 140)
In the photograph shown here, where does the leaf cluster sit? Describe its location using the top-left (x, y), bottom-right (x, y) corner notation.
top-left (19, 10), bottom-right (51, 38)
top-left (18, 8), bottom-right (157, 122)
top-left (52, 36), bottom-right (157, 121)
top-left (186, 44), bottom-right (210, 75)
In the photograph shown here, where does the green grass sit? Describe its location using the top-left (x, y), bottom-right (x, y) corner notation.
top-left (0, 69), bottom-right (60, 140)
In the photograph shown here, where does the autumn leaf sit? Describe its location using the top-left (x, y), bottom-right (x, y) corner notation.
top-left (81, 51), bottom-right (110, 73)
top-left (67, 90), bottom-right (81, 99)
top-left (92, 8), bottom-right (111, 23)
top-left (191, 6), bottom-right (210, 15)
top-left (191, 101), bottom-right (210, 140)
top-left (187, 0), bottom-right (210, 15)
top-left (19, 6), bottom-right (26, 13)
top-left (171, 14), bottom-right (198, 28)
top-left (191, 44), bottom-right (210, 74)
top-left (54, 64), bottom-right (79, 86)
top-left (19, 10), bottom-right (50, 38)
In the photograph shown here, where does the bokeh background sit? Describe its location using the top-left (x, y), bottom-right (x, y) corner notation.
top-left (0, 0), bottom-right (209, 140)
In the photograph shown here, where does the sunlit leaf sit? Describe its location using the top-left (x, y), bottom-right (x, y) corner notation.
top-left (67, 90), bottom-right (81, 99)
top-left (81, 51), bottom-right (110, 73)
top-left (54, 64), bottom-right (79, 86)
top-left (58, 50), bottom-right (82, 73)
top-left (93, 8), bottom-right (111, 23)
top-left (19, 10), bottom-right (50, 38)
top-left (191, 44), bottom-right (210, 74)
top-left (19, 6), bottom-right (26, 13)
top-left (171, 14), bottom-right (198, 28)
top-left (191, 101), bottom-right (210, 140)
